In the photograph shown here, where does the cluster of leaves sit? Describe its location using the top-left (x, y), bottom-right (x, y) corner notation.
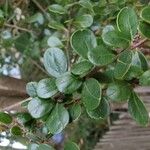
top-left (0, 0), bottom-right (150, 149)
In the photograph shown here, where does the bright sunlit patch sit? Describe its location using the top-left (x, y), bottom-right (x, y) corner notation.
top-left (12, 142), bottom-right (27, 149)
top-left (0, 138), bottom-right (10, 147)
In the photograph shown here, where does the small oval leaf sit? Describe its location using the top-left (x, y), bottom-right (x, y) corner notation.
top-left (106, 81), bottom-right (131, 102)
top-left (71, 29), bottom-right (97, 59)
top-left (88, 45), bottom-right (116, 66)
top-left (56, 72), bottom-right (82, 94)
top-left (26, 82), bottom-right (38, 97)
top-left (0, 112), bottom-right (12, 125)
top-left (37, 78), bottom-right (58, 99)
top-left (82, 78), bottom-right (101, 110)
top-left (128, 92), bottom-right (149, 126)
top-left (28, 98), bottom-right (53, 119)
top-left (44, 48), bottom-right (68, 77)
top-left (140, 6), bottom-right (150, 24)
top-left (87, 97), bottom-right (110, 119)
top-left (46, 104), bottom-right (69, 134)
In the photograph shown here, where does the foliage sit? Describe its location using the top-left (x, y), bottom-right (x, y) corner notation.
top-left (0, 0), bottom-right (150, 149)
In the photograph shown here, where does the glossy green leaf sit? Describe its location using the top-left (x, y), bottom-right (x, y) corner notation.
top-left (28, 97), bottom-right (53, 118)
top-left (47, 36), bottom-right (63, 48)
top-left (128, 92), bottom-right (149, 126)
top-left (71, 60), bottom-right (93, 77)
top-left (64, 141), bottom-right (80, 150)
top-left (82, 78), bottom-right (101, 110)
top-left (48, 21), bottom-right (65, 30)
top-left (124, 51), bottom-right (148, 79)
top-left (79, 0), bottom-right (93, 12)
top-left (68, 104), bottom-right (82, 122)
top-left (140, 6), bottom-right (150, 24)
top-left (44, 48), bottom-right (68, 77)
top-left (11, 126), bottom-right (22, 136)
top-left (28, 143), bottom-right (39, 150)
top-left (14, 33), bottom-right (30, 52)
top-left (114, 50), bottom-right (132, 79)
top-left (74, 14), bottom-right (93, 28)
top-left (71, 29), bottom-right (97, 58)
top-left (48, 4), bottom-right (66, 14)
top-left (0, 112), bottom-right (12, 124)
top-left (117, 7), bottom-right (138, 40)
top-left (106, 81), bottom-right (131, 102)
top-left (28, 12), bottom-right (44, 25)
top-left (17, 113), bottom-right (32, 125)
top-left (56, 72), bottom-right (82, 94)
top-left (139, 21), bottom-right (150, 39)
top-left (38, 144), bottom-right (54, 150)
top-left (88, 45), bottom-right (116, 66)
top-left (102, 28), bottom-right (130, 49)
top-left (26, 82), bottom-right (38, 97)
top-left (87, 97), bottom-right (110, 119)
top-left (138, 51), bottom-right (149, 71)
top-left (139, 70), bottom-right (150, 86)
top-left (37, 78), bottom-right (58, 99)
top-left (46, 104), bottom-right (69, 134)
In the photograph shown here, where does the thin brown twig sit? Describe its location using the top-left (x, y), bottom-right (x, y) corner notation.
top-left (30, 58), bottom-right (49, 75)
top-left (4, 23), bottom-right (32, 33)
top-left (3, 98), bottom-right (31, 111)
top-left (131, 38), bottom-right (148, 49)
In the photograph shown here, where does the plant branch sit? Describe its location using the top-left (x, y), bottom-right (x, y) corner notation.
top-left (3, 98), bottom-right (31, 112)
top-left (4, 23), bottom-right (32, 33)
top-left (30, 58), bottom-right (49, 75)
top-left (131, 38), bottom-right (148, 49)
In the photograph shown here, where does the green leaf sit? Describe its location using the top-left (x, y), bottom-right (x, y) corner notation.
top-left (46, 104), bottom-right (69, 134)
top-left (138, 51), bottom-right (148, 71)
top-left (71, 60), bottom-right (93, 77)
top-left (17, 113), bottom-right (32, 125)
top-left (128, 92), bottom-right (149, 126)
top-left (139, 70), bottom-right (150, 86)
top-left (140, 6), bottom-right (150, 24)
top-left (47, 36), bottom-right (63, 48)
top-left (26, 82), bottom-right (38, 97)
top-left (28, 143), bottom-right (39, 150)
top-left (117, 7), bottom-right (138, 40)
top-left (44, 48), bottom-right (68, 77)
top-left (74, 14), bottom-right (93, 28)
top-left (68, 104), bottom-right (82, 122)
top-left (82, 78), bottom-right (101, 110)
top-left (124, 51), bottom-right (148, 79)
top-left (88, 45), bottom-right (116, 66)
top-left (106, 81), bottom-right (131, 102)
top-left (87, 97), bottom-right (110, 119)
top-left (28, 12), bottom-right (44, 25)
top-left (114, 50), bottom-right (132, 79)
top-left (28, 98), bottom-right (53, 118)
top-left (0, 112), bottom-right (12, 124)
top-left (48, 21), bottom-right (65, 30)
top-left (102, 28), bottom-right (130, 49)
top-left (37, 78), bottom-right (58, 99)
top-left (79, 0), bottom-right (93, 12)
top-left (38, 144), bottom-right (55, 150)
top-left (11, 126), bottom-right (22, 136)
top-left (48, 4), bottom-right (66, 14)
top-left (56, 72), bottom-right (82, 94)
top-left (71, 29), bottom-right (97, 59)
top-left (14, 33), bottom-right (30, 52)
top-left (64, 141), bottom-right (80, 150)
top-left (139, 21), bottom-right (150, 39)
